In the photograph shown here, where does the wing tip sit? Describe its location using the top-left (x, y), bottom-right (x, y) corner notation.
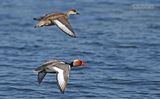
top-left (68, 32), bottom-right (76, 38)
top-left (59, 88), bottom-right (65, 94)
top-left (71, 35), bottom-right (77, 38)
top-left (61, 90), bottom-right (65, 94)
top-left (36, 71), bottom-right (47, 85)
top-left (37, 73), bottom-right (43, 84)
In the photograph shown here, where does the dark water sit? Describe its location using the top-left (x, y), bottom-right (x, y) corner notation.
top-left (0, 0), bottom-right (160, 99)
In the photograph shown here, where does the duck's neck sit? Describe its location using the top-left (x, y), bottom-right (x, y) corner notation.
top-left (65, 62), bottom-right (73, 67)
top-left (66, 12), bottom-right (71, 17)
top-left (69, 62), bottom-right (73, 67)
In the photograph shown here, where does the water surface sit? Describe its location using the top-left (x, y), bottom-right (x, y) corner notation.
top-left (0, 0), bottom-right (160, 99)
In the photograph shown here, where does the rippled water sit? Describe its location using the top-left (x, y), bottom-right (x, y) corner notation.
top-left (0, 0), bottom-right (160, 99)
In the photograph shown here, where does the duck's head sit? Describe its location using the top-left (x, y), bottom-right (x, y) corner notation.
top-left (67, 9), bottom-right (80, 16)
top-left (71, 59), bottom-right (84, 67)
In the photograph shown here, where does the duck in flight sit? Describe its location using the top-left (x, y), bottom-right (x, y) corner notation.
top-left (33, 9), bottom-right (80, 38)
top-left (34, 59), bottom-right (84, 93)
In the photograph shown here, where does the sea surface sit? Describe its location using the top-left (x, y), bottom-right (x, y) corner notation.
top-left (0, 0), bottom-right (160, 99)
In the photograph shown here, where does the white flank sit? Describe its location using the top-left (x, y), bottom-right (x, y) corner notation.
top-left (53, 67), bottom-right (65, 91)
top-left (54, 20), bottom-right (74, 36)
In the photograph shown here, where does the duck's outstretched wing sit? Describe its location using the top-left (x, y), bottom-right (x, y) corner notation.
top-left (37, 71), bottom-right (46, 84)
top-left (53, 17), bottom-right (76, 38)
top-left (52, 65), bottom-right (70, 93)
top-left (34, 60), bottom-right (61, 84)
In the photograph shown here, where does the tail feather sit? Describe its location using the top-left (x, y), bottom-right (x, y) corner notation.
top-left (33, 16), bottom-right (43, 21)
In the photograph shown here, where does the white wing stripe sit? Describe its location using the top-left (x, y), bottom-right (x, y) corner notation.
top-left (53, 67), bottom-right (65, 91)
top-left (54, 20), bottom-right (74, 36)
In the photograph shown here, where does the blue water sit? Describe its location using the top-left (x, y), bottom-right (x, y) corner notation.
top-left (0, 0), bottom-right (160, 99)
